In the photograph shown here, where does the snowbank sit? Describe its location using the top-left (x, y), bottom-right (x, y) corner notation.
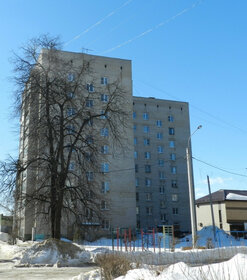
top-left (114, 253), bottom-right (247, 280)
top-left (17, 239), bottom-right (92, 266)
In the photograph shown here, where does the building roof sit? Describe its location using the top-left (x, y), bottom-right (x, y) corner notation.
top-left (196, 189), bottom-right (247, 204)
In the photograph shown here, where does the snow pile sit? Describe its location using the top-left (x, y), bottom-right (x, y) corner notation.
top-left (177, 226), bottom-right (247, 248)
top-left (226, 193), bottom-right (247, 200)
top-left (72, 269), bottom-right (101, 280)
top-left (113, 253), bottom-right (247, 280)
top-left (17, 238), bottom-right (92, 266)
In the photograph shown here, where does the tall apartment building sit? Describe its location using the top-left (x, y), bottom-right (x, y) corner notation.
top-left (133, 97), bottom-right (191, 233)
top-left (17, 49), bottom-right (192, 239)
top-left (17, 50), bottom-right (136, 240)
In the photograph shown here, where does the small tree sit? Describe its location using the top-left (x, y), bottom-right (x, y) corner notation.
top-left (1, 34), bottom-right (130, 240)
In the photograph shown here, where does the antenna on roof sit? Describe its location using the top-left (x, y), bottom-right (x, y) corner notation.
top-left (81, 47), bottom-right (94, 54)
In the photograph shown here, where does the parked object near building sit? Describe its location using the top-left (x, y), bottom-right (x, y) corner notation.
top-left (196, 189), bottom-right (247, 233)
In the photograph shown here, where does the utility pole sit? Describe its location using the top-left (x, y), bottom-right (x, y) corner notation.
top-left (186, 125), bottom-right (202, 248)
top-left (207, 175), bottom-right (216, 242)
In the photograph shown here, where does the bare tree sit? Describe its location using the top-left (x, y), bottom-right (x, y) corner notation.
top-left (1, 34), bottom-right (130, 240)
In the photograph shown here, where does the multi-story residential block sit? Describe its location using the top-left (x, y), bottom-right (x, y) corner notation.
top-left (16, 49), bottom-right (192, 240)
top-left (133, 97), bottom-right (191, 233)
top-left (17, 50), bottom-right (136, 240)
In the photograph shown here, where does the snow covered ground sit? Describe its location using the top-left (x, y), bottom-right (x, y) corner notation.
top-left (0, 226), bottom-right (247, 279)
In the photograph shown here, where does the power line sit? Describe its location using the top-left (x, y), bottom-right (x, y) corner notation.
top-left (99, 0), bottom-right (203, 54)
top-left (193, 157), bottom-right (247, 178)
top-left (64, 0), bottom-right (134, 47)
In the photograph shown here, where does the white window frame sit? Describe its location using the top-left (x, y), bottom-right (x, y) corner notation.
top-left (87, 83), bottom-right (94, 92)
top-left (101, 128), bottom-right (109, 137)
top-left (157, 146), bottom-right (164, 154)
top-left (144, 151), bottom-right (151, 159)
top-left (157, 132), bottom-right (163, 139)
top-left (156, 120), bottom-right (162, 127)
top-left (101, 163), bottom-right (109, 173)
top-left (143, 126), bottom-right (150, 133)
top-left (143, 113), bottom-right (149, 120)
top-left (101, 77), bottom-right (108, 85)
top-left (86, 99), bottom-right (93, 107)
top-left (101, 94), bottom-right (108, 102)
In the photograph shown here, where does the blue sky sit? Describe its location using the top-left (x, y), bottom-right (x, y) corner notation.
top-left (1, 0), bottom-right (247, 198)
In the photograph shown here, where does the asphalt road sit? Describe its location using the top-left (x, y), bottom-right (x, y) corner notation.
top-left (0, 261), bottom-right (98, 280)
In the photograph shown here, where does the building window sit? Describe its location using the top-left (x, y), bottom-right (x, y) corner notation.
top-left (136, 206), bottom-right (140, 215)
top-left (144, 138), bottom-right (150, 146)
top-left (134, 138), bottom-right (137, 145)
top-left (157, 132), bottom-right (163, 139)
top-left (67, 108), bottom-right (76, 116)
top-left (168, 115), bottom-right (174, 122)
top-left (133, 124), bottom-right (137, 132)
top-left (86, 99), bottom-right (93, 107)
top-left (101, 219), bottom-right (110, 229)
top-left (101, 145), bottom-right (109, 154)
top-left (67, 73), bottom-right (75, 82)
top-left (144, 152), bottom-right (151, 159)
top-left (133, 112), bottom-right (136, 119)
top-left (101, 182), bottom-right (110, 193)
top-left (67, 124), bottom-right (75, 135)
top-left (172, 194), bottom-right (178, 202)
top-left (143, 113), bottom-right (149, 120)
top-left (161, 213), bottom-right (166, 222)
top-left (169, 127), bottom-right (175, 135)
top-left (135, 164), bottom-right (138, 173)
top-left (146, 207), bottom-right (152, 215)
top-left (101, 77), bottom-right (108, 85)
top-left (160, 201), bottom-right (166, 208)
top-left (134, 151), bottom-right (138, 159)
top-left (86, 135), bottom-right (93, 144)
top-left (170, 153), bottom-right (176, 161)
top-left (159, 185), bottom-right (165, 194)
top-left (145, 165), bottom-right (151, 173)
top-left (100, 110), bottom-right (108, 119)
top-left (101, 94), bottom-right (108, 102)
top-left (157, 146), bottom-right (164, 153)
top-left (158, 159), bottom-right (164, 167)
top-left (86, 171), bottom-right (93, 181)
top-left (101, 163), bottom-right (109, 173)
top-left (101, 128), bottom-right (109, 137)
top-left (87, 83), bottom-right (94, 92)
top-left (101, 200), bottom-right (108, 210)
top-left (171, 180), bottom-right (178, 188)
top-left (143, 126), bottom-right (149, 133)
top-left (146, 193), bottom-right (152, 201)
top-left (171, 166), bottom-right (177, 174)
top-left (68, 162), bottom-right (75, 171)
top-left (169, 141), bottom-right (175, 148)
top-left (145, 178), bottom-right (151, 187)
top-left (135, 178), bottom-right (139, 187)
top-left (156, 120), bottom-right (162, 127)
top-left (67, 92), bottom-right (74, 99)
top-left (136, 192), bottom-right (139, 201)
top-left (88, 119), bottom-right (93, 126)
top-left (172, 208), bottom-right (178, 215)
top-left (159, 171), bottom-right (165, 180)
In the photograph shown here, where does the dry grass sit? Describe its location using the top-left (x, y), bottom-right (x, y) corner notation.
top-left (95, 253), bottom-right (131, 280)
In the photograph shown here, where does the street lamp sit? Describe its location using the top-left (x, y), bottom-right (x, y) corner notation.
top-left (186, 125), bottom-right (202, 248)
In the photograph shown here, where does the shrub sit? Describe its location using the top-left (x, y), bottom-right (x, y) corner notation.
top-left (95, 253), bottom-right (131, 280)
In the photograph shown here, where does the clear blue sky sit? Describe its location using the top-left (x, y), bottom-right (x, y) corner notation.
top-left (1, 0), bottom-right (247, 198)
